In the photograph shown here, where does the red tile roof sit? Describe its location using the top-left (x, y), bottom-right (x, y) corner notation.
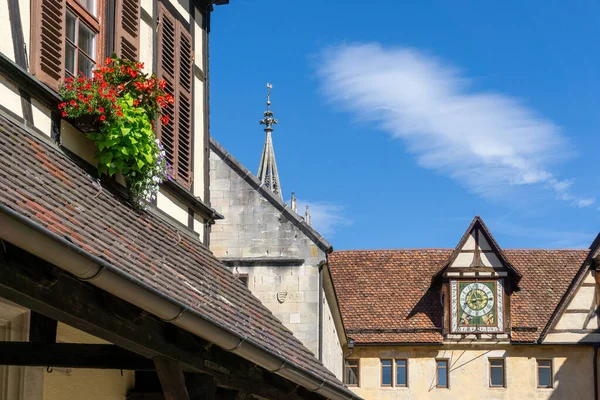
top-left (329, 248), bottom-right (590, 344)
top-left (0, 114), bottom-right (350, 394)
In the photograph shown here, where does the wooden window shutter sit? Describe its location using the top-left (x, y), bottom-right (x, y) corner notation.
top-left (115, 0), bottom-right (141, 61)
top-left (157, 4), bottom-right (193, 189)
top-left (175, 21), bottom-right (193, 188)
top-left (30, 0), bottom-right (66, 90)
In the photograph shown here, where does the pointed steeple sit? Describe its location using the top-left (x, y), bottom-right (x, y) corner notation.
top-left (257, 83), bottom-right (282, 199)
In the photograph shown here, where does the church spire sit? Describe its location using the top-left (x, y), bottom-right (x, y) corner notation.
top-left (257, 83), bottom-right (282, 199)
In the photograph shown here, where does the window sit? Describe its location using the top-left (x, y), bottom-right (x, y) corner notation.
top-left (436, 359), bottom-right (449, 388)
top-left (381, 359), bottom-right (392, 386)
top-left (344, 359), bottom-right (359, 386)
top-left (238, 274), bottom-right (249, 288)
top-left (396, 359), bottom-right (407, 387)
top-left (489, 359), bottom-right (505, 387)
top-left (64, 2), bottom-right (101, 79)
top-left (31, 0), bottom-right (140, 90)
top-left (537, 359), bottom-right (553, 388)
top-left (379, 359), bottom-right (408, 388)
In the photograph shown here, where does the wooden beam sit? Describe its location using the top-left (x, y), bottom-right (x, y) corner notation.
top-left (185, 373), bottom-right (217, 400)
top-left (0, 245), bottom-right (314, 400)
top-left (154, 357), bottom-right (190, 400)
top-left (234, 393), bottom-right (250, 400)
top-left (29, 311), bottom-right (57, 343)
top-left (0, 342), bottom-right (155, 370)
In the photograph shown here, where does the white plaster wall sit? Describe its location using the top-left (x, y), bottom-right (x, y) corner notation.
top-left (322, 290), bottom-right (343, 380)
top-left (0, 5), bottom-right (15, 61)
top-left (567, 286), bottom-right (595, 310)
top-left (164, 0), bottom-right (190, 22)
top-left (139, 11), bottom-right (154, 76)
top-left (192, 75), bottom-right (205, 200)
top-left (31, 99), bottom-right (52, 135)
top-left (157, 189), bottom-right (189, 227)
top-left (0, 0), bottom-right (31, 63)
top-left (0, 77), bottom-right (24, 118)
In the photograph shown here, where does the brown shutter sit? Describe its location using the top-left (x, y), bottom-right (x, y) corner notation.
top-left (157, 4), bottom-right (177, 181)
top-left (175, 21), bottom-right (193, 188)
top-left (30, 0), bottom-right (66, 90)
top-left (115, 0), bottom-right (141, 61)
top-left (157, 4), bottom-right (193, 189)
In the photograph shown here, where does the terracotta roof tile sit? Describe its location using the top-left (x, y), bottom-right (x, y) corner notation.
top-left (329, 248), bottom-right (589, 344)
top-left (0, 115), bottom-right (349, 394)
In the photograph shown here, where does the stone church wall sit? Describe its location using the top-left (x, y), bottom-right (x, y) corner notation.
top-left (209, 147), bottom-right (326, 358)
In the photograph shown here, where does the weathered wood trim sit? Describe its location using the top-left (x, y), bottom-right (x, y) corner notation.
top-left (0, 342), bottom-right (156, 369)
top-left (154, 357), bottom-right (190, 400)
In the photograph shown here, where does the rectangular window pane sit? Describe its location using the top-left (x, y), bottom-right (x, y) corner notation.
top-left (65, 43), bottom-right (76, 75)
top-left (396, 359), bottom-right (407, 386)
top-left (78, 22), bottom-right (96, 56)
top-left (78, 53), bottom-right (95, 78)
top-left (66, 11), bottom-right (76, 41)
top-left (538, 361), bottom-right (552, 388)
top-left (490, 360), bottom-right (504, 387)
top-left (381, 359), bottom-right (392, 386)
top-left (344, 360), bottom-right (359, 386)
top-left (437, 360), bottom-right (448, 388)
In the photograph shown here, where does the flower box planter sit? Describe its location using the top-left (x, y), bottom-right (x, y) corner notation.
top-left (66, 114), bottom-right (101, 134)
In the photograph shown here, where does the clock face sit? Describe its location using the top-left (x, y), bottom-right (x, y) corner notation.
top-left (451, 280), bottom-right (503, 333)
top-left (459, 282), bottom-right (494, 317)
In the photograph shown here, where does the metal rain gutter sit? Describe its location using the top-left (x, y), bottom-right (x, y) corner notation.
top-left (0, 206), bottom-right (360, 400)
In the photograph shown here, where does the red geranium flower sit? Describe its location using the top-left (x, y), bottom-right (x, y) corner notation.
top-left (61, 111), bottom-right (67, 117)
top-left (98, 106), bottom-right (105, 113)
top-left (99, 115), bottom-right (106, 121)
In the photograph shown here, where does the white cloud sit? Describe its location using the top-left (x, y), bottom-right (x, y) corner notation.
top-left (317, 43), bottom-right (594, 207)
top-left (291, 199), bottom-right (352, 237)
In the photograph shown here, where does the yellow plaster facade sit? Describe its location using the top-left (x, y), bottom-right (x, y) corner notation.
top-left (348, 344), bottom-right (597, 400)
top-left (43, 323), bottom-right (135, 400)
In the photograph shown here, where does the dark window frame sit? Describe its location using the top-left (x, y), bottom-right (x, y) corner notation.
top-left (536, 359), bottom-right (553, 389)
top-left (436, 359), bottom-right (449, 389)
top-left (343, 359), bottom-right (359, 387)
top-left (489, 358), bottom-right (505, 388)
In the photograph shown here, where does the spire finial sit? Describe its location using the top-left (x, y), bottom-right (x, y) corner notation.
top-left (291, 192), bottom-right (297, 213)
top-left (305, 205), bottom-right (311, 226)
top-left (257, 83), bottom-right (283, 199)
top-left (259, 83), bottom-right (278, 130)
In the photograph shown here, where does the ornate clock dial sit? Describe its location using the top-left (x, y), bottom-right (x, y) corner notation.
top-left (459, 282), bottom-right (495, 317)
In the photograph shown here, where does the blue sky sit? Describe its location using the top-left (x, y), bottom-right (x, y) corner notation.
top-left (209, 0), bottom-right (600, 250)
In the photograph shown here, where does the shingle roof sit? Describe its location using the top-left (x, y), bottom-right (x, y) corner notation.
top-left (0, 114), bottom-right (351, 395)
top-left (329, 248), bottom-right (590, 344)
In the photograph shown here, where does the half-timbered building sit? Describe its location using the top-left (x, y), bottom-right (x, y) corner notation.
top-left (0, 0), bottom-right (360, 399)
top-left (328, 216), bottom-right (600, 399)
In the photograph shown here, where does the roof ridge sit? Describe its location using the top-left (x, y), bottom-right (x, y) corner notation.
top-left (209, 137), bottom-right (333, 254)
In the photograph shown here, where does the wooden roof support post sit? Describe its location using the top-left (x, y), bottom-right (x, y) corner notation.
top-left (154, 356), bottom-right (190, 400)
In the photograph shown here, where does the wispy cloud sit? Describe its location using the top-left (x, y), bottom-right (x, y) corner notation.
top-left (292, 199), bottom-right (352, 237)
top-left (317, 43), bottom-right (594, 207)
